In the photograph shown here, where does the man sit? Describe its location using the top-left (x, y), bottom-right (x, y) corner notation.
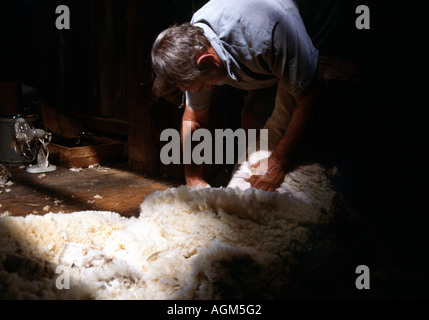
top-left (151, 0), bottom-right (335, 192)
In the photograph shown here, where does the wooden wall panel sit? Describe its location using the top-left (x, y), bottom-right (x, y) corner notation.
top-left (126, 0), bottom-right (208, 176)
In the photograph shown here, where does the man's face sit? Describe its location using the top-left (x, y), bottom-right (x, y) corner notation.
top-left (178, 68), bottom-right (226, 93)
top-left (178, 47), bottom-right (227, 93)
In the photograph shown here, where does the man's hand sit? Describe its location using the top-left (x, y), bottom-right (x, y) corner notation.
top-left (247, 63), bottom-right (326, 192)
top-left (186, 176), bottom-right (210, 188)
top-left (247, 156), bottom-right (285, 192)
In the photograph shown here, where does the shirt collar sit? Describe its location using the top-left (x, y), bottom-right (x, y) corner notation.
top-left (194, 22), bottom-right (238, 83)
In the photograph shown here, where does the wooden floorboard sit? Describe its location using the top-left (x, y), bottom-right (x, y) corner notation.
top-left (0, 162), bottom-right (182, 218)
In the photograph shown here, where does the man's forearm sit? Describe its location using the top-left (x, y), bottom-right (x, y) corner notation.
top-left (184, 163), bottom-right (205, 185)
top-left (270, 98), bottom-right (314, 171)
top-left (271, 68), bottom-right (326, 172)
top-left (181, 119), bottom-right (205, 185)
top-left (181, 105), bottom-right (211, 186)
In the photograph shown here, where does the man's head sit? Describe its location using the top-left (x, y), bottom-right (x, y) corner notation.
top-left (151, 23), bottom-right (225, 103)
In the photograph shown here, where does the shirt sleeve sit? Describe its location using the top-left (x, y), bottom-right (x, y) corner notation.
top-left (185, 89), bottom-right (213, 111)
top-left (270, 8), bottom-right (319, 95)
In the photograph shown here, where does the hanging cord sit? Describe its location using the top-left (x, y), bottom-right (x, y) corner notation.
top-left (178, 92), bottom-right (186, 109)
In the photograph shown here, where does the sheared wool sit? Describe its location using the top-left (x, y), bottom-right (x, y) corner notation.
top-left (0, 90), bottom-right (343, 299)
top-left (0, 73), bottom-right (357, 299)
top-left (0, 160), bottom-right (340, 299)
top-left (0, 164), bottom-right (11, 187)
top-left (228, 150), bottom-right (337, 212)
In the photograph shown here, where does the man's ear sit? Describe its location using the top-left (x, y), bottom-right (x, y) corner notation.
top-left (197, 53), bottom-right (217, 68)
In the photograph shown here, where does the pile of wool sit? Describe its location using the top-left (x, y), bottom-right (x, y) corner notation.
top-left (0, 164), bottom-right (11, 187)
top-left (0, 161), bottom-right (350, 300)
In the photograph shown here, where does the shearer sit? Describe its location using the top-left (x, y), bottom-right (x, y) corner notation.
top-left (151, 0), bottom-right (349, 192)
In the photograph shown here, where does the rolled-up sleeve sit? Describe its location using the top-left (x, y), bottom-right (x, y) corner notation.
top-left (186, 89), bottom-right (213, 111)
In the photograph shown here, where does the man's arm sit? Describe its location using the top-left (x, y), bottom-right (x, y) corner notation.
top-left (182, 104), bottom-right (211, 187)
top-left (241, 86), bottom-right (277, 132)
top-left (248, 64), bottom-right (327, 191)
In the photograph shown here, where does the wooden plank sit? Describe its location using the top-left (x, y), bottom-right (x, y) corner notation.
top-left (125, 1), bottom-right (201, 177)
top-left (38, 101), bottom-right (83, 139)
top-left (126, 1), bottom-right (160, 176)
top-left (49, 137), bottom-right (124, 168)
top-left (78, 115), bottom-right (128, 136)
top-left (0, 163), bottom-right (180, 218)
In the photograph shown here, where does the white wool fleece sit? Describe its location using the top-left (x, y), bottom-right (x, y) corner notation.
top-left (0, 164), bottom-right (336, 299)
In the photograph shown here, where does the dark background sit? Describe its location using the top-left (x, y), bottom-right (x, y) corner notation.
top-left (1, 0), bottom-right (427, 298)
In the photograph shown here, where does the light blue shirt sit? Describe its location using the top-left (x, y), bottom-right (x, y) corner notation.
top-left (186, 0), bottom-right (319, 111)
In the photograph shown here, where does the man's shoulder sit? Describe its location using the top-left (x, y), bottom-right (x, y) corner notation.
top-left (193, 0), bottom-right (297, 21)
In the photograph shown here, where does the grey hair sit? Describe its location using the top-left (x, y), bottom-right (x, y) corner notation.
top-left (151, 23), bottom-right (210, 102)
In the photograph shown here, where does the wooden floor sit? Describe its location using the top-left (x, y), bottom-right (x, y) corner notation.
top-left (0, 162), bottom-right (181, 218)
